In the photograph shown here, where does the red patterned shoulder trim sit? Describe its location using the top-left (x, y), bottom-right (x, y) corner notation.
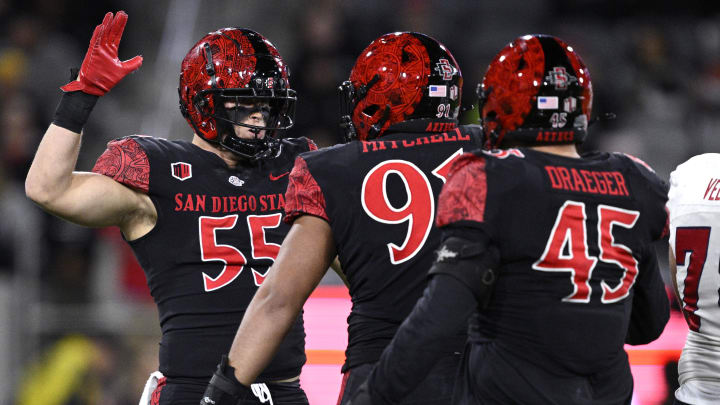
top-left (284, 156), bottom-right (328, 223)
top-left (92, 138), bottom-right (150, 193)
top-left (306, 138), bottom-right (318, 151)
top-left (622, 153), bottom-right (655, 173)
top-left (436, 154), bottom-right (487, 227)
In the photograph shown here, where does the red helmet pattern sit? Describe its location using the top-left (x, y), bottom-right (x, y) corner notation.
top-left (339, 32), bottom-right (462, 141)
top-left (478, 34), bottom-right (593, 149)
top-left (178, 28), bottom-right (296, 160)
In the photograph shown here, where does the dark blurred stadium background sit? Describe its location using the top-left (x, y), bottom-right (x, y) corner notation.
top-left (1, 0), bottom-right (719, 403)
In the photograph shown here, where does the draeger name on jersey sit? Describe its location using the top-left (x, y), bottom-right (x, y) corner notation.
top-left (545, 165), bottom-right (630, 197)
top-left (174, 192), bottom-right (285, 213)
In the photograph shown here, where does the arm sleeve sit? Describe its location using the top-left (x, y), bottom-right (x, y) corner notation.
top-left (366, 273), bottom-right (477, 404)
top-left (91, 137), bottom-right (150, 193)
top-left (436, 153), bottom-right (487, 227)
top-left (283, 156), bottom-right (328, 223)
top-left (625, 245), bottom-right (670, 345)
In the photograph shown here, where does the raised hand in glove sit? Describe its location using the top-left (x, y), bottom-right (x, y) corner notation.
top-left (61, 11), bottom-right (142, 96)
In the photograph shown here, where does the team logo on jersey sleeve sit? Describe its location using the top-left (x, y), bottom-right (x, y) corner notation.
top-left (171, 162), bottom-right (192, 181)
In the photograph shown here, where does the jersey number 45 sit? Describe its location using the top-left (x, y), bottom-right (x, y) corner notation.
top-left (533, 201), bottom-right (641, 304)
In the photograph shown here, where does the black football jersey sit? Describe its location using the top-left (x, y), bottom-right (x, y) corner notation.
top-left (284, 126), bottom-right (484, 370)
top-left (437, 147), bottom-right (669, 377)
top-left (92, 135), bottom-right (315, 381)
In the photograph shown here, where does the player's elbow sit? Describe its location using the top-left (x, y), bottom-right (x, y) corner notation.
top-left (25, 175), bottom-right (54, 208)
top-left (25, 169), bottom-right (73, 212)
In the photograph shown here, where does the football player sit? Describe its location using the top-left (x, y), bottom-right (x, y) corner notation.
top-left (667, 154), bottom-right (720, 405)
top-left (200, 32), bottom-right (485, 404)
top-left (348, 34), bottom-right (671, 404)
top-left (25, 11), bottom-right (314, 405)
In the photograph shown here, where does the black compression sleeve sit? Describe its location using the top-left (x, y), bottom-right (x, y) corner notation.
top-left (367, 274), bottom-right (477, 404)
top-left (626, 246), bottom-right (670, 345)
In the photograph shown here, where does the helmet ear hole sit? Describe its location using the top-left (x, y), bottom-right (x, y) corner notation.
top-left (401, 48), bottom-right (414, 63)
top-left (362, 105), bottom-right (380, 117)
top-left (516, 57), bottom-right (527, 71)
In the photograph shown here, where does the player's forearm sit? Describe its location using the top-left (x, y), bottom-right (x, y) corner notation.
top-left (368, 274), bottom-right (476, 403)
top-left (25, 124), bottom-right (83, 207)
top-left (28, 10), bottom-right (141, 212)
top-left (626, 250), bottom-right (670, 345)
top-left (227, 281), bottom-right (303, 384)
top-left (26, 84), bottom-right (100, 207)
top-left (227, 215), bottom-right (336, 384)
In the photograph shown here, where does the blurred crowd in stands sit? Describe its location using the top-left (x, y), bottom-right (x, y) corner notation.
top-left (0, 0), bottom-right (718, 403)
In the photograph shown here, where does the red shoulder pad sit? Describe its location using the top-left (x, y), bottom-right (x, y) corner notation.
top-left (92, 138), bottom-right (150, 193)
top-left (284, 156), bottom-right (328, 223)
top-left (436, 154), bottom-right (487, 227)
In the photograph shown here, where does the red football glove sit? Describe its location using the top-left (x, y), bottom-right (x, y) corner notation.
top-left (61, 11), bottom-right (143, 96)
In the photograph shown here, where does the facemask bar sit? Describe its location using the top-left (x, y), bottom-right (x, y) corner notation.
top-left (338, 81), bottom-right (358, 143)
top-left (191, 89), bottom-right (294, 161)
top-left (195, 88), bottom-right (296, 135)
top-left (338, 74), bottom-right (381, 142)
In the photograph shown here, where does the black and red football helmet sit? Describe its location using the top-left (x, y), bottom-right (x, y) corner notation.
top-left (178, 28), bottom-right (296, 160)
top-left (478, 34), bottom-right (593, 149)
top-left (339, 32), bottom-right (462, 142)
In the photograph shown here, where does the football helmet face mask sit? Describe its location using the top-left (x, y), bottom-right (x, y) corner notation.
top-left (339, 32), bottom-right (462, 142)
top-left (178, 28), bottom-right (296, 160)
top-left (478, 34), bottom-right (593, 149)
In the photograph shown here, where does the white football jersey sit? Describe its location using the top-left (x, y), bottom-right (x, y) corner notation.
top-left (667, 153), bottom-right (720, 404)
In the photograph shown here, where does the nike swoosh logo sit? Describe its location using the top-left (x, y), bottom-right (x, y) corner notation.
top-left (269, 172), bottom-right (290, 181)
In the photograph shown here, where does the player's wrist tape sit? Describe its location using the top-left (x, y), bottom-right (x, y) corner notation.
top-left (52, 91), bottom-right (99, 133)
top-left (201, 355), bottom-right (256, 404)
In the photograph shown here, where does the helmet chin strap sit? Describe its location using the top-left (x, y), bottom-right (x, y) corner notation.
top-left (215, 123), bottom-right (280, 162)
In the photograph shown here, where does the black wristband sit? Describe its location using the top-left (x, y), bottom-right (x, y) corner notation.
top-left (52, 91), bottom-right (99, 133)
top-left (202, 355), bottom-right (258, 404)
